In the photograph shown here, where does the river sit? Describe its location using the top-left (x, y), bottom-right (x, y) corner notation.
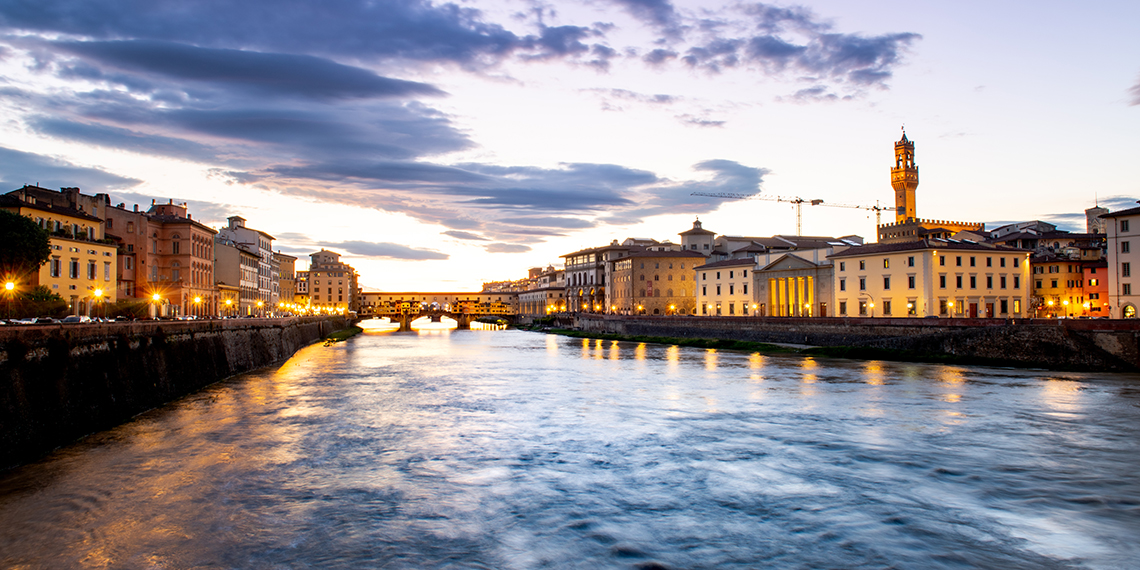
top-left (1, 328), bottom-right (1138, 569)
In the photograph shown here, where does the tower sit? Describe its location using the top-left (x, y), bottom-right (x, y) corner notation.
top-left (890, 129), bottom-right (919, 223)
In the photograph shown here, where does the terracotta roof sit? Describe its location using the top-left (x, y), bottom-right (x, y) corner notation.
top-left (0, 193), bottom-right (102, 222)
top-left (828, 238), bottom-right (1028, 258)
top-left (695, 257), bottom-right (756, 269)
top-left (1099, 205), bottom-right (1140, 218)
top-left (627, 249), bottom-right (705, 258)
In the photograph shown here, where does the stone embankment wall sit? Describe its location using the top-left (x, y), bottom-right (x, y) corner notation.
top-left (0, 316), bottom-right (349, 469)
top-left (574, 315), bottom-right (1140, 372)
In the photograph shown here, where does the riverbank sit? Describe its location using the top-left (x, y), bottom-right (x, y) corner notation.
top-left (535, 315), bottom-right (1140, 371)
top-left (0, 316), bottom-right (351, 470)
top-left (530, 327), bottom-right (1029, 369)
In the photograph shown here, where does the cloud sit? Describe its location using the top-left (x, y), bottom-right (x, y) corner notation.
top-left (607, 0), bottom-right (683, 37)
top-left (442, 230), bottom-right (489, 241)
top-left (319, 240), bottom-right (449, 260)
top-left (108, 191), bottom-right (237, 226)
top-left (494, 216), bottom-right (597, 229)
top-left (53, 40), bottom-right (447, 101)
top-left (0, 146), bottom-right (140, 190)
top-left (677, 114), bottom-right (725, 127)
top-left (1130, 75), bottom-right (1140, 106)
top-left (29, 116), bottom-right (224, 163)
top-left (484, 243), bottom-right (532, 253)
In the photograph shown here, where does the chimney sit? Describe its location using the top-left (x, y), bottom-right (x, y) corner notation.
top-left (134, 204), bottom-right (139, 212)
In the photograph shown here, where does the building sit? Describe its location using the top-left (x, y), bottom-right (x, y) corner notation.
top-left (101, 200), bottom-right (152, 299)
top-left (755, 250), bottom-right (839, 317)
top-left (360, 292), bottom-right (518, 318)
top-left (562, 246), bottom-right (606, 313)
top-left (612, 250), bottom-right (705, 315)
top-left (679, 218), bottom-right (717, 253)
top-left (294, 270), bottom-right (309, 306)
top-left (274, 252), bottom-right (297, 314)
top-left (518, 266), bottom-right (565, 317)
top-left (1030, 254), bottom-right (1088, 318)
top-left (216, 216), bottom-right (275, 309)
top-left (877, 132), bottom-right (985, 244)
top-left (145, 200), bottom-right (218, 317)
top-left (694, 258), bottom-right (756, 316)
top-left (1084, 260), bottom-right (1109, 316)
top-left (1100, 203), bottom-right (1140, 318)
top-left (830, 238), bottom-right (1030, 318)
top-left (308, 249), bottom-right (358, 313)
top-left (0, 191), bottom-right (117, 315)
top-left (215, 239), bottom-right (260, 315)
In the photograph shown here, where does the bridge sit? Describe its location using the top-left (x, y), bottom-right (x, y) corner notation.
top-left (359, 291), bottom-right (519, 331)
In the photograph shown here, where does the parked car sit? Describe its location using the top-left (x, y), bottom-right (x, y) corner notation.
top-left (33, 317), bottom-right (59, 324)
top-left (61, 315), bottom-right (92, 323)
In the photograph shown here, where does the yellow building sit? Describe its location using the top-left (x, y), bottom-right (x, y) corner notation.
top-left (1, 193), bottom-right (117, 314)
top-left (694, 258), bottom-right (756, 316)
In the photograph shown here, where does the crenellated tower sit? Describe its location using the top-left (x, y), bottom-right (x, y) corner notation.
top-left (890, 129), bottom-right (919, 223)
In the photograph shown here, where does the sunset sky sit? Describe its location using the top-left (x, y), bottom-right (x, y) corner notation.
top-left (1, 0), bottom-right (1138, 291)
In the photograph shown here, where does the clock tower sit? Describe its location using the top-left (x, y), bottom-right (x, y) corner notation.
top-left (890, 129), bottom-right (918, 223)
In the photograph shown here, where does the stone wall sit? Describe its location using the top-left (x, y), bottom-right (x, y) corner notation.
top-left (0, 317), bottom-right (349, 469)
top-left (574, 315), bottom-right (1140, 372)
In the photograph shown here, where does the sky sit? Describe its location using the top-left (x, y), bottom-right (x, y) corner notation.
top-left (1, 0), bottom-right (1138, 291)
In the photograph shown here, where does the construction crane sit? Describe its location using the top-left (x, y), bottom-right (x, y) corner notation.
top-left (691, 192), bottom-right (884, 235)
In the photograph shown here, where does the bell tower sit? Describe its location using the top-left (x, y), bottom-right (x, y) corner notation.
top-left (890, 128), bottom-right (919, 223)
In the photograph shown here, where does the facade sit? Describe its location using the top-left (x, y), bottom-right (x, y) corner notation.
top-left (1083, 260), bottom-right (1109, 317)
top-left (830, 239), bottom-right (1030, 318)
top-left (1100, 204), bottom-right (1140, 318)
top-left (562, 246), bottom-right (606, 313)
top-left (294, 270), bottom-right (309, 306)
top-left (0, 193), bottom-right (117, 315)
top-left (518, 266), bottom-right (565, 317)
top-left (694, 258), bottom-right (756, 316)
top-left (1030, 254), bottom-right (1088, 318)
top-left (101, 201), bottom-right (152, 299)
top-left (612, 250), bottom-right (704, 315)
top-left (877, 132), bottom-right (985, 244)
top-left (308, 249), bottom-right (359, 313)
top-left (274, 252), bottom-right (297, 314)
top-left (679, 218), bottom-right (717, 252)
top-left (756, 253), bottom-right (836, 317)
top-left (216, 216), bottom-right (275, 309)
top-left (215, 240), bottom-right (260, 315)
top-left (146, 200), bottom-right (218, 317)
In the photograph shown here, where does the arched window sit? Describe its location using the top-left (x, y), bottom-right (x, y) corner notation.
top-left (1125, 305), bottom-right (1137, 319)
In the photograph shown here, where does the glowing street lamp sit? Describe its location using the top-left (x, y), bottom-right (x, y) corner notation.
top-left (4, 280), bottom-right (14, 320)
top-left (257, 300), bottom-right (264, 317)
top-left (92, 288), bottom-right (104, 319)
top-left (225, 298), bottom-right (233, 317)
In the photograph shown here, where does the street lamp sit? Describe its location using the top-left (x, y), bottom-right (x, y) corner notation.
top-left (194, 296), bottom-right (202, 318)
top-left (869, 302), bottom-right (875, 318)
top-left (4, 280), bottom-right (14, 320)
top-left (948, 300), bottom-right (954, 318)
top-left (257, 299), bottom-right (264, 317)
top-left (152, 293), bottom-right (162, 318)
top-left (93, 288), bottom-right (104, 320)
top-left (225, 298), bottom-right (233, 317)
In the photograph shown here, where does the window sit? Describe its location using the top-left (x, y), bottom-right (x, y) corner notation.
top-left (908, 302), bottom-right (917, 316)
top-left (69, 259), bottom-right (79, 279)
top-left (1000, 276), bottom-right (1007, 289)
top-left (716, 285), bottom-right (721, 295)
top-left (1123, 263), bottom-right (1131, 277)
top-left (839, 301), bottom-right (847, 315)
top-left (1000, 299), bottom-right (1008, 314)
top-left (1014, 258), bottom-right (1020, 267)
top-left (940, 275), bottom-right (946, 288)
top-left (839, 262), bottom-right (845, 271)
top-left (884, 276), bottom-right (891, 290)
top-left (50, 257), bottom-right (61, 277)
top-left (1125, 284), bottom-right (1133, 295)
top-left (716, 272), bottom-right (721, 279)
top-left (742, 270), bottom-right (746, 277)
top-left (883, 300), bottom-right (892, 315)
top-left (908, 256), bottom-right (915, 267)
top-left (1035, 280), bottom-right (1042, 288)
top-left (986, 276), bottom-right (993, 289)
top-left (1051, 279), bottom-right (1058, 288)
top-left (1014, 276), bottom-right (1020, 289)
top-left (956, 276), bottom-right (963, 288)
top-left (125, 257), bottom-right (133, 270)
top-left (702, 286), bottom-right (706, 295)
top-left (859, 260), bottom-right (866, 270)
top-left (859, 301), bottom-right (867, 315)
top-left (986, 257), bottom-right (992, 267)
top-left (970, 276), bottom-right (977, 289)
top-left (956, 256), bottom-right (962, 267)
top-left (940, 299), bottom-right (948, 314)
top-left (859, 278), bottom-right (866, 290)
top-left (1089, 279), bottom-right (1099, 286)
top-left (743, 284), bottom-right (748, 294)
top-left (1123, 220), bottom-right (1131, 232)
top-left (1124, 242), bottom-right (1131, 253)
top-left (839, 279), bottom-right (846, 291)
top-left (1000, 258), bottom-right (1006, 268)
top-left (884, 259), bottom-right (890, 268)
top-left (729, 271), bottom-right (734, 278)
top-left (702, 272), bottom-right (707, 280)
top-left (970, 257), bottom-right (976, 267)
top-left (87, 261), bottom-right (96, 280)
top-left (939, 255), bottom-right (945, 266)
top-left (729, 285), bottom-right (734, 295)
top-left (908, 275), bottom-right (916, 289)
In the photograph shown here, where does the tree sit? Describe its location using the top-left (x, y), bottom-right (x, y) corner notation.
top-left (0, 209), bottom-right (51, 279)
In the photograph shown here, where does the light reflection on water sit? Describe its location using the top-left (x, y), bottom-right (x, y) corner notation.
top-left (2, 330), bottom-right (1140, 569)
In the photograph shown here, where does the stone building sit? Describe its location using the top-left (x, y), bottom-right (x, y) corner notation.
top-left (274, 252), bottom-right (297, 314)
top-left (612, 250), bottom-right (705, 315)
top-left (308, 249), bottom-right (359, 313)
top-left (1100, 204), bottom-right (1140, 318)
top-left (562, 246), bottom-right (606, 313)
top-left (216, 216), bottom-right (274, 309)
top-left (518, 266), bottom-right (564, 317)
top-left (146, 200), bottom-right (218, 317)
top-left (215, 239), bottom-right (260, 315)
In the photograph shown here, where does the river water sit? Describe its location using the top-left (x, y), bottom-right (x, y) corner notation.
top-left (2, 328), bottom-right (1139, 569)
